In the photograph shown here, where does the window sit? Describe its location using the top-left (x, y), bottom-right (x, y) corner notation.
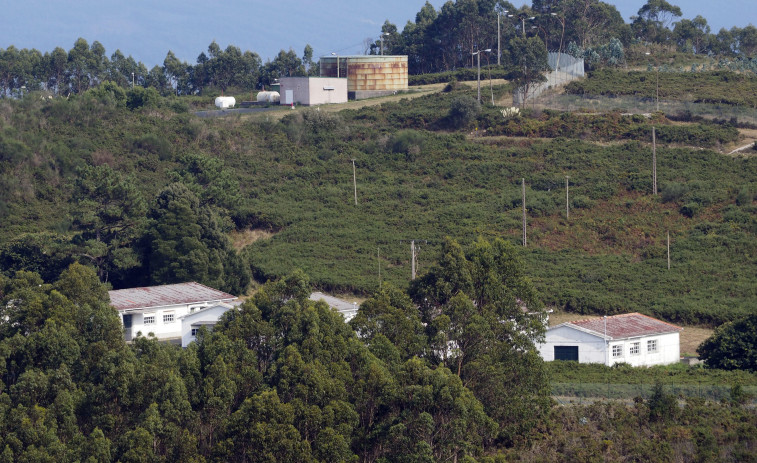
top-left (647, 339), bottom-right (658, 353)
top-left (163, 313), bottom-right (175, 323)
top-left (144, 314), bottom-right (155, 325)
top-left (612, 344), bottom-right (623, 358)
top-left (629, 342), bottom-right (640, 355)
top-left (191, 328), bottom-right (199, 337)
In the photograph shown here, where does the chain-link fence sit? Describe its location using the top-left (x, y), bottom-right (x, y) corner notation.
top-left (530, 92), bottom-right (757, 126)
top-left (552, 382), bottom-right (757, 406)
top-left (513, 52), bottom-right (585, 106)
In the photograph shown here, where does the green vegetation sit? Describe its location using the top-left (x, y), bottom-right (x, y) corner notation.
top-left (566, 69), bottom-right (757, 107)
top-left (1, 81), bottom-right (756, 325)
top-left (2, 0), bottom-right (757, 460)
top-left (0, 240), bottom-right (551, 461)
top-left (697, 314), bottom-right (757, 371)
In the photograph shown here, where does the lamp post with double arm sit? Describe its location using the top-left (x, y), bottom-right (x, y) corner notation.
top-left (473, 48), bottom-right (492, 104)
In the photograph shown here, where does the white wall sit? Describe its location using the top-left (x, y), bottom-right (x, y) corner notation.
top-left (607, 332), bottom-right (680, 367)
top-left (539, 326), bottom-right (681, 366)
top-left (180, 304), bottom-right (232, 347)
top-left (539, 325), bottom-right (607, 363)
top-left (280, 77), bottom-right (347, 106)
top-left (124, 302), bottom-right (212, 341)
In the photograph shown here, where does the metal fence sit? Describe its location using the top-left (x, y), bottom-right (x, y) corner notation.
top-left (513, 52), bottom-right (585, 106)
top-left (529, 92), bottom-right (757, 126)
top-left (552, 382), bottom-right (757, 406)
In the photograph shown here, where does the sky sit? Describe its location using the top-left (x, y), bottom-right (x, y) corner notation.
top-left (2, 0), bottom-right (755, 68)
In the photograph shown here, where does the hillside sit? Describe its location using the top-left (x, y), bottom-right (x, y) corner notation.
top-left (1, 72), bottom-right (756, 328)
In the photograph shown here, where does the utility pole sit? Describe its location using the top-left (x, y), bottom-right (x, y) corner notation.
top-left (652, 127), bottom-right (657, 195)
top-left (378, 246), bottom-right (381, 288)
top-left (522, 178), bottom-right (527, 247)
top-left (400, 239), bottom-right (429, 280)
top-left (411, 240), bottom-right (416, 280)
top-left (477, 50), bottom-right (481, 104)
top-left (566, 175), bottom-right (570, 219)
top-left (351, 159), bottom-right (357, 205)
top-left (497, 13), bottom-right (501, 66)
top-left (667, 231), bottom-right (670, 270)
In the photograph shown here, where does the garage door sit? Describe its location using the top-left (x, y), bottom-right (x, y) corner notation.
top-left (554, 346), bottom-right (579, 361)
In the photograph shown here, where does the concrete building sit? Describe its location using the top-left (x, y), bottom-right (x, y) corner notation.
top-left (538, 313), bottom-right (682, 367)
top-left (180, 302), bottom-right (238, 347)
top-left (109, 282), bottom-right (237, 343)
top-left (279, 77), bottom-right (347, 106)
top-left (320, 55), bottom-right (408, 100)
top-left (309, 292), bottom-right (359, 322)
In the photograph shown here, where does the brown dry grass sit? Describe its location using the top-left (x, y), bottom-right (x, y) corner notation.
top-left (547, 308), bottom-right (713, 357)
top-left (229, 228), bottom-right (275, 251)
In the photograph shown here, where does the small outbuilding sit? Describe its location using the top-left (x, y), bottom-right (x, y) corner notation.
top-left (279, 77), bottom-right (347, 106)
top-left (309, 292), bottom-right (359, 322)
top-left (538, 312), bottom-right (682, 367)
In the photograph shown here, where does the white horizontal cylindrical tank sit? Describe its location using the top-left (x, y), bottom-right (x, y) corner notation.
top-left (214, 96), bottom-right (236, 109)
top-left (256, 91), bottom-right (280, 103)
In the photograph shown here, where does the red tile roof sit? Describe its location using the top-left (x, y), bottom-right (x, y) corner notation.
top-left (109, 282), bottom-right (236, 311)
top-left (561, 313), bottom-right (682, 339)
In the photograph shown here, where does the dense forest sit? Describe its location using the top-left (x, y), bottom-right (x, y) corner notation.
top-left (2, 0), bottom-right (757, 461)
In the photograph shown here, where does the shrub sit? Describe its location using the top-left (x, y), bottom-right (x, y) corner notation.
top-left (389, 130), bottom-right (425, 161)
top-left (448, 95), bottom-right (480, 129)
top-left (661, 182), bottom-right (689, 203)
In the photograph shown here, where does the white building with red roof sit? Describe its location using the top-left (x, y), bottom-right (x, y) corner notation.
top-left (109, 282), bottom-right (237, 343)
top-left (538, 313), bottom-right (683, 366)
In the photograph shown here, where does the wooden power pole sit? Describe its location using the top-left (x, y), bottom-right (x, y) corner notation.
top-left (667, 231), bottom-right (670, 270)
top-left (652, 127), bottom-right (657, 196)
top-left (522, 178), bottom-right (527, 247)
top-left (378, 246), bottom-right (381, 288)
top-left (400, 239), bottom-right (428, 280)
top-left (565, 175), bottom-right (570, 219)
top-left (351, 159), bottom-right (358, 205)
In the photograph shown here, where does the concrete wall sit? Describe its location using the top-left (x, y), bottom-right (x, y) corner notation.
top-left (279, 77), bottom-right (347, 105)
top-left (539, 325), bottom-right (607, 364)
top-left (180, 304), bottom-right (232, 347)
top-left (122, 302), bottom-right (213, 341)
top-left (539, 325), bottom-right (681, 366)
top-left (608, 332), bottom-right (680, 367)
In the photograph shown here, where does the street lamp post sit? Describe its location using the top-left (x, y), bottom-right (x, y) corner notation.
top-left (472, 48), bottom-right (491, 104)
top-left (496, 9), bottom-right (509, 66)
top-left (331, 52), bottom-right (339, 78)
top-left (551, 13), bottom-right (566, 73)
top-left (380, 32), bottom-right (390, 55)
top-left (520, 15), bottom-right (535, 37)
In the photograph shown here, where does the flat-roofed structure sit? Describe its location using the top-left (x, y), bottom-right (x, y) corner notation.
top-left (279, 77), bottom-right (347, 106)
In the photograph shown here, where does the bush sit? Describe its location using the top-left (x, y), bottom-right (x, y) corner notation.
top-left (698, 314), bottom-right (757, 371)
top-left (448, 95), bottom-right (480, 129)
top-left (389, 130), bottom-right (425, 161)
top-left (661, 182), bottom-right (689, 203)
